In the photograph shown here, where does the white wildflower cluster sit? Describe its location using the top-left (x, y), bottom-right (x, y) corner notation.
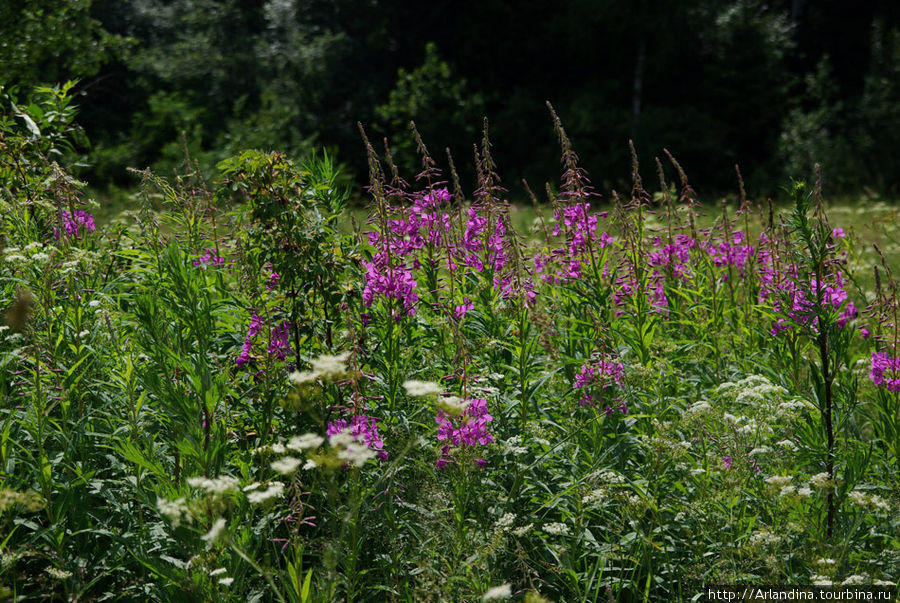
top-left (511, 523), bottom-right (533, 537)
top-left (582, 488), bottom-right (605, 506)
top-left (46, 567), bottom-right (73, 580)
top-left (495, 512), bottom-right (517, 533)
top-left (503, 436), bottom-right (528, 456)
top-left (542, 522), bottom-right (570, 536)
top-left (764, 475), bottom-right (792, 488)
top-left (289, 351), bottom-right (351, 386)
top-left (848, 488), bottom-right (890, 511)
top-left (331, 431), bottom-right (376, 467)
top-left (816, 558), bottom-right (837, 567)
top-left (590, 469), bottom-right (625, 485)
top-left (775, 399), bottom-right (808, 419)
top-left (482, 584), bottom-right (512, 601)
top-left (403, 379), bottom-right (443, 398)
top-left (715, 375), bottom-right (778, 397)
top-left (60, 259), bottom-right (80, 275)
top-left (810, 575), bottom-right (833, 586)
top-left (156, 497), bottom-right (191, 528)
top-left (186, 475), bottom-right (240, 496)
top-left (270, 456), bottom-right (303, 475)
top-left (841, 574), bottom-right (869, 585)
top-left (685, 400), bottom-right (712, 415)
top-left (201, 518), bottom-right (227, 546)
top-left (775, 439), bottom-right (799, 451)
top-left (437, 395), bottom-right (469, 416)
top-left (748, 530), bottom-right (780, 547)
top-left (287, 433), bottom-right (324, 452)
top-left (748, 446), bottom-right (773, 457)
top-left (244, 481), bottom-right (285, 505)
top-left (253, 443), bottom-right (287, 456)
top-left (810, 472), bottom-right (835, 490)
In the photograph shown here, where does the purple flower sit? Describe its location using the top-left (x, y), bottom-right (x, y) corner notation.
top-left (328, 414), bottom-right (387, 460)
top-left (870, 351), bottom-right (900, 391)
top-left (54, 209), bottom-right (96, 242)
top-left (435, 397), bottom-right (493, 468)
top-left (267, 321), bottom-right (292, 360)
top-left (723, 455), bottom-right (733, 469)
top-left (192, 248), bottom-right (225, 268)
top-left (454, 298), bottom-right (474, 319)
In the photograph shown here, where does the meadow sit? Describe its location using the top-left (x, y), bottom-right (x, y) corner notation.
top-left (1, 90), bottom-right (899, 602)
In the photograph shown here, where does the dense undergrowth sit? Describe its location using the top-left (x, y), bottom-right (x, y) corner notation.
top-left (1, 88), bottom-right (898, 602)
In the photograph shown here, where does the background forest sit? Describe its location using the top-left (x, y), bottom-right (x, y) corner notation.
top-left (1, 0), bottom-right (899, 198)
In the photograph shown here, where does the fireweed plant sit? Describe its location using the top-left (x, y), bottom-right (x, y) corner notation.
top-left (0, 89), bottom-right (897, 602)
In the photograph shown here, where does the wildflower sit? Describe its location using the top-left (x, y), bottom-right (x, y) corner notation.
top-left (775, 439), bottom-right (798, 451)
top-left (810, 472), bottom-right (834, 489)
top-left (289, 370), bottom-right (318, 386)
top-left (796, 486), bottom-right (812, 497)
top-left (202, 518), bottom-right (227, 546)
top-left (192, 248), bottom-right (225, 268)
top-left (495, 513), bottom-right (516, 532)
top-left (54, 209), bottom-right (96, 242)
top-left (403, 380), bottom-right (442, 397)
top-left (870, 351), bottom-right (900, 391)
top-left (722, 455), bottom-right (733, 469)
top-left (156, 497), bottom-right (190, 528)
top-left (686, 400), bottom-right (712, 414)
top-left (271, 456), bottom-right (302, 475)
top-left (511, 523), bottom-right (533, 537)
top-left (246, 482), bottom-right (284, 504)
top-left (46, 567), bottom-right (72, 580)
top-left (810, 575), bottom-right (833, 586)
top-left (764, 475), bottom-right (792, 488)
top-left (582, 489), bottom-right (605, 506)
top-left (435, 397), bottom-right (493, 467)
top-left (209, 568), bottom-right (227, 577)
top-left (186, 476), bottom-right (240, 495)
top-left (841, 575), bottom-right (869, 585)
top-left (327, 415), bottom-right (387, 461)
top-left (219, 577), bottom-right (235, 586)
top-left (454, 297), bottom-right (474, 319)
top-left (267, 321), bottom-right (292, 360)
top-left (543, 522), bottom-right (570, 536)
top-left (287, 433), bottom-right (324, 452)
top-left (338, 442), bottom-right (377, 467)
top-left (482, 584), bottom-right (512, 601)
top-left (310, 352), bottom-right (351, 380)
top-left (748, 530), bottom-right (779, 547)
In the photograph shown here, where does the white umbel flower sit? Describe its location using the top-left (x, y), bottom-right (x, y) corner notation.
top-left (311, 352), bottom-right (351, 380)
top-left (271, 456), bottom-right (302, 475)
top-left (187, 476), bottom-right (240, 495)
top-left (202, 518), bottom-right (227, 546)
top-left (543, 522), bottom-right (570, 536)
top-left (482, 584), bottom-right (512, 601)
top-left (287, 433), bottom-right (324, 452)
top-left (246, 482), bottom-right (285, 504)
top-left (403, 380), bottom-right (442, 397)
